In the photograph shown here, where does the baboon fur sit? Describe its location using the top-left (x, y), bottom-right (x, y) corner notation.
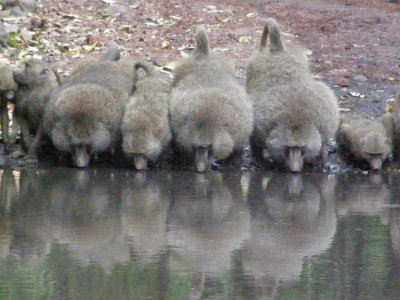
top-left (336, 117), bottom-right (392, 170)
top-left (13, 59), bottom-right (60, 151)
top-left (0, 63), bottom-right (17, 147)
top-left (384, 88), bottom-right (400, 159)
top-left (41, 45), bottom-right (137, 167)
top-left (247, 18), bottom-right (339, 172)
top-left (121, 61), bottom-right (171, 170)
top-left (170, 27), bottom-right (253, 172)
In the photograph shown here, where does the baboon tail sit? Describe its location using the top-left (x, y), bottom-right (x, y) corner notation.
top-left (260, 18), bottom-right (284, 53)
top-left (134, 60), bottom-right (154, 76)
top-left (52, 67), bottom-right (62, 85)
top-left (193, 26), bottom-right (210, 57)
top-left (101, 43), bottom-right (121, 61)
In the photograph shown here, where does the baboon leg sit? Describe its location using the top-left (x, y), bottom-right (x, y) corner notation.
top-left (0, 102), bottom-right (9, 146)
top-left (16, 116), bottom-right (32, 152)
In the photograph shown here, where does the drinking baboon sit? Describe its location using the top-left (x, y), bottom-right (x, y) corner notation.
top-left (121, 61), bottom-right (171, 170)
top-left (37, 45), bottom-right (136, 167)
top-left (384, 88), bottom-right (400, 159)
top-left (170, 27), bottom-right (253, 172)
top-left (336, 117), bottom-right (392, 170)
top-left (247, 18), bottom-right (339, 172)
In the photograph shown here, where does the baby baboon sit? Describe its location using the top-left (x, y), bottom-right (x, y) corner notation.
top-left (13, 59), bottom-right (60, 153)
top-left (336, 117), bottom-right (392, 170)
top-left (0, 63), bottom-right (17, 148)
top-left (40, 45), bottom-right (136, 167)
top-left (121, 61), bottom-right (171, 170)
top-left (170, 27), bottom-right (253, 172)
top-left (247, 19), bottom-right (339, 172)
top-left (384, 88), bottom-right (400, 159)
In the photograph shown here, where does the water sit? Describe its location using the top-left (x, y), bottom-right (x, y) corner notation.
top-left (0, 167), bottom-right (399, 300)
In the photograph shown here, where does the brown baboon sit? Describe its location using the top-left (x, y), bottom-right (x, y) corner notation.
top-left (0, 63), bottom-right (17, 149)
top-left (13, 59), bottom-right (60, 153)
top-left (170, 27), bottom-right (253, 172)
top-left (247, 18), bottom-right (339, 172)
top-left (38, 45), bottom-right (137, 167)
top-left (121, 61), bottom-right (171, 170)
top-left (384, 88), bottom-right (400, 159)
top-left (336, 117), bottom-right (392, 170)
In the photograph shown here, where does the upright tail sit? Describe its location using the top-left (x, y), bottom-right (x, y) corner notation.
top-left (134, 60), bottom-right (155, 77)
top-left (193, 26), bottom-right (210, 57)
top-left (260, 18), bottom-right (284, 53)
top-left (101, 43), bottom-right (121, 61)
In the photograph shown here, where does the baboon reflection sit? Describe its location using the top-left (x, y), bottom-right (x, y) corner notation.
top-left (168, 172), bottom-right (251, 299)
top-left (243, 173), bottom-right (337, 298)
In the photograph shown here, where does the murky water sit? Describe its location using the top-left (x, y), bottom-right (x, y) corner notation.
top-left (0, 167), bottom-right (399, 300)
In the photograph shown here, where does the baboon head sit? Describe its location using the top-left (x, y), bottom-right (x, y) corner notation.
top-left (122, 132), bottom-right (163, 171)
top-left (359, 133), bottom-right (392, 170)
top-left (13, 59), bottom-right (59, 87)
top-left (267, 124), bottom-right (322, 172)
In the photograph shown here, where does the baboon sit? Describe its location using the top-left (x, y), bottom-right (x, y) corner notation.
top-left (336, 117), bottom-right (392, 170)
top-left (170, 27), bottom-right (253, 172)
top-left (13, 59), bottom-right (60, 153)
top-left (0, 63), bottom-right (17, 149)
top-left (38, 45), bottom-right (136, 167)
top-left (247, 19), bottom-right (339, 172)
top-left (384, 88), bottom-right (400, 159)
top-left (121, 61), bottom-right (171, 170)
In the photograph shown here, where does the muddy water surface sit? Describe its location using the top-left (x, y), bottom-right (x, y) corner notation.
top-left (0, 167), bottom-right (399, 299)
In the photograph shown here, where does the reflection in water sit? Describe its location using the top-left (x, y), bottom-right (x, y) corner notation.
top-left (244, 173), bottom-right (337, 298)
top-left (167, 172), bottom-right (251, 299)
top-left (336, 173), bottom-right (390, 225)
top-left (120, 172), bottom-right (169, 265)
top-left (0, 168), bottom-right (399, 299)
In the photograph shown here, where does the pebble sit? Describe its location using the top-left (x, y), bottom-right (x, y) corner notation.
top-left (353, 75), bottom-right (368, 82)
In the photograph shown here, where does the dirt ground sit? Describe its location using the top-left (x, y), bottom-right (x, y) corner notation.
top-left (1, 0), bottom-right (400, 170)
top-left (32, 0), bottom-right (399, 118)
top-left (2, 0), bottom-right (400, 116)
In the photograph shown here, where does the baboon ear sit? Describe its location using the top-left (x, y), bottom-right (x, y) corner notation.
top-left (385, 137), bottom-right (392, 145)
top-left (360, 137), bottom-right (367, 147)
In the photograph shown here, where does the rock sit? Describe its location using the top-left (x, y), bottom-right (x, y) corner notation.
top-left (106, 4), bottom-right (129, 15)
top-left (0, 23), bottom-right (8, 47)
top-left (353, 75), bottom-right (368, 82)
top-left (3, 0), bottom-right (37, 12)
top-left (30, 18), bottom-right (46, 30)
top-left (10, 6), bottom-right (27, 16)
top-left (359, 57), bottom-right (377, 66)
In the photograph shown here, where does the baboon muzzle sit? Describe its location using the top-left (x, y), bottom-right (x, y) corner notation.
top-left (369, 157), bottom-right (382, 170)
top-left (134, 154), bottom-right (148, 171)
top-left (195, 146), bottom-right (210, 173)
top-left (285, 147), bottom-right (304, 172)
top-left (74, 146), bottom-right (90, 168)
